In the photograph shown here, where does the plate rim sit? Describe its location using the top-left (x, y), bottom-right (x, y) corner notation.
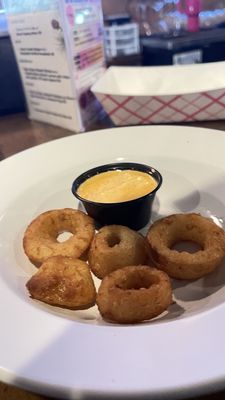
top-left (1, 124), bottom-right (225, 399)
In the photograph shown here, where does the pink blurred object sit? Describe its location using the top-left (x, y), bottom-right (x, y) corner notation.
top-left (129, 0), bottom-right (225, 37)
top-left (178, 0), bottom-right (201, 32)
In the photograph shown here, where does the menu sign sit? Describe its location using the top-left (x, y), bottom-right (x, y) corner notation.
top-left (5, 0), bottom-right (105, 132)
top-left (59, 0), bottom-right (105, 127)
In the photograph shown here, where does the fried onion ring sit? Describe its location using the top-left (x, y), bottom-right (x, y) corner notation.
top-left (23, 208), bottom-right (95, 266)
top-left (147, 213), bottom-right (225, 280)
top-left (97, 265), bottom-right (172, 324)
top-left (26, 256), bottom-right (96, 309)
top-left (88, 225), bottom-right (150, 279)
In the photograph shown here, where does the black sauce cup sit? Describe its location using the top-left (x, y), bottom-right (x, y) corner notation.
top-left (71, 162), bottom-right (162, 230)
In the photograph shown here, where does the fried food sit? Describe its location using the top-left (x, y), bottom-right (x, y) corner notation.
top-left (147, 213), bottom-right (225, 280)
top-left (26, 256), bottom-right (96, 309)
top-left (88, 225), bottom-right (150, 279)
top-left (97, 265), bottom-right (172, 324)
top-left (23, 208), bottom-right (95, 266)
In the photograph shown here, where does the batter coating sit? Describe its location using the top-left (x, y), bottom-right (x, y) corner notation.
top-left (26, 256), bottom-right (96, 309)
top-left (88, 225), bottom-right (150, 279)
top-left (97, 265), bottom-right (172, 324)
top-left (23, 208), bottom-right (95, 266)
top-left (147, 213), bottom-right (225, 280)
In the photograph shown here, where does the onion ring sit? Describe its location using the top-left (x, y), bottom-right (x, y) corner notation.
top-left (147, 213), bottom-right (225, 280)
top-left (97, 265), bottom-right (172, 324)
top-left (88, 225), bottom-right (150, 279)
top-left (23, 208), bottom-right (95, 266)
top-left (26, 256), bottom-right (96, 309)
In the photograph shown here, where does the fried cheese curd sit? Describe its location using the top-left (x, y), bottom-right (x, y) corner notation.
top-left (97, 265), bottom-right (172, 324)
top-left (147, 213), bottom-right (225, 280)
top-left (23, 208), bottom-right (95, 266)
top-left (26, 256), bottom-right (96, 309)
top-left (88, 225), bottom-right (150, 279)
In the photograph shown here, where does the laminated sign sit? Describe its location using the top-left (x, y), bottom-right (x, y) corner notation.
top-left (4, 0), bottom-right (105, 132)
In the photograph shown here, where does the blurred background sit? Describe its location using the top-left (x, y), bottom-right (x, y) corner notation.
top-left (2, 0), bottom-right (225, 119)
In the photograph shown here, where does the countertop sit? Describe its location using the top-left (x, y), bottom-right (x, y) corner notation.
top-left (1, 112), bottom-right (225, 400)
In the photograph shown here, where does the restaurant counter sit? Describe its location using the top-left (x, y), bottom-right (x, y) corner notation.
top-left (1, 112), bottom-right (225, 400)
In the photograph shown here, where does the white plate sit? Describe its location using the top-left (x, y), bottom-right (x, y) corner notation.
top-left (1, 125), bottom-right (225, 399)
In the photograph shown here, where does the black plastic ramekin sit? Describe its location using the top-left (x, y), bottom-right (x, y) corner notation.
top-left (71, 162), bottom-right (162, 230)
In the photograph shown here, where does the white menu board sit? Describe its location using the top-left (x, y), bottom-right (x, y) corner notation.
top-left (59, 0), bottom-right (106, 128)
top-left (5, 0), bottom-right (105, 132)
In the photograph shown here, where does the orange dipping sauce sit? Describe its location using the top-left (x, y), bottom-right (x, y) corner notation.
top-left (77, 169), bottom-right (157, 203)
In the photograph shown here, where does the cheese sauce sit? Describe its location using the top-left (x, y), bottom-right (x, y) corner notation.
top-left (77, 169), bottom-right (157, 203)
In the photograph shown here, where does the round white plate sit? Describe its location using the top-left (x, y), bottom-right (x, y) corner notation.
top-left (1, 125), bottom-right (225, 399)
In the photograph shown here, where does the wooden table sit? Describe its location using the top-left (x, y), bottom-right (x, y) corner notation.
top-left (1, 112), bottom-right (225, 400)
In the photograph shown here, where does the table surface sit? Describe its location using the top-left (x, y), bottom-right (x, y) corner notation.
top-left (1, 112), bottom-right (225, 400)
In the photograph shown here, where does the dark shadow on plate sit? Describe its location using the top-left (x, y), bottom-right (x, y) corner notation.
top-left (194, 191), bottom-right (225, 228)
top-left (172, 257), bottom-right (225, 302)
top-left (141, 197), bottom-right (162, 235)
top-left (174, 190), bottom-right (201, 212)
top-left (152, 301), bottom-right (185, 323)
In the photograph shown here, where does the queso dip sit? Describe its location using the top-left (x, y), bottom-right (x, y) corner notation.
top-left (77, 169), bottom-right (157, 203)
